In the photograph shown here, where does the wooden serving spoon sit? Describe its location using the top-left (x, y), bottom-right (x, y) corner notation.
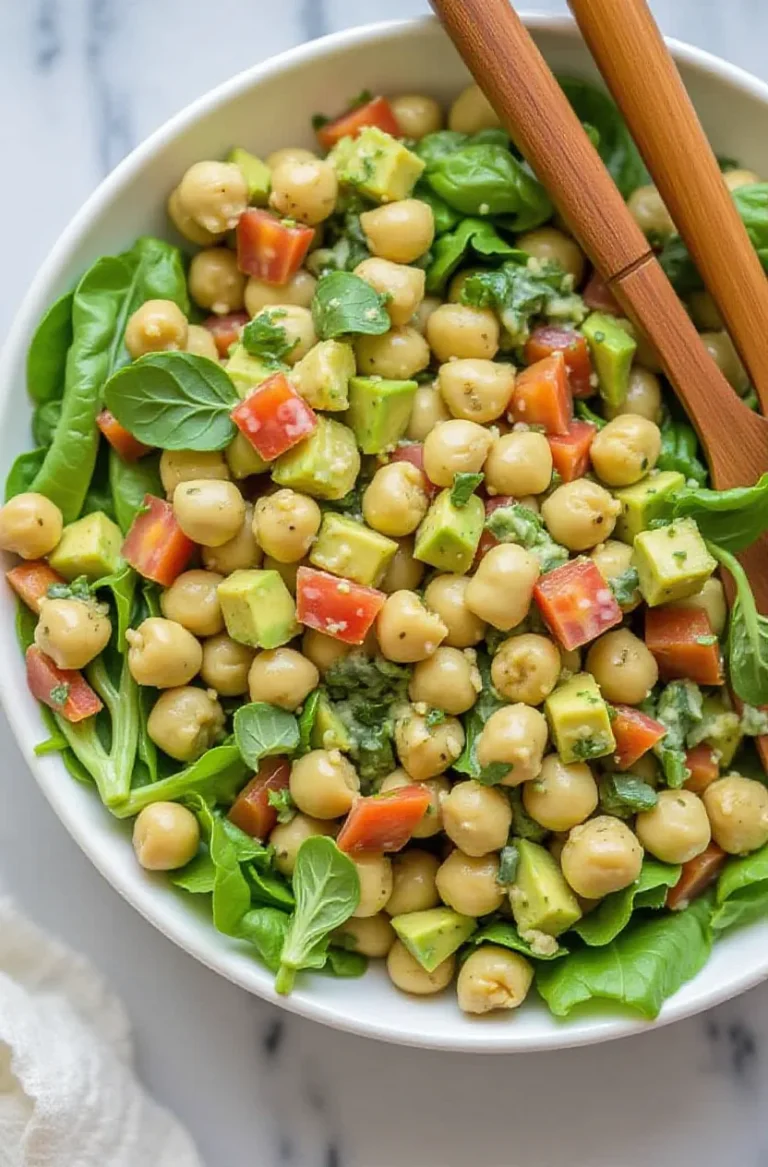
top-left (430, 0), bottom-right (768, 760)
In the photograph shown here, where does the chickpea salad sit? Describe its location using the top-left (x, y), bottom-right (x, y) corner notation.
top-left (5, 78), bottom-right (768, 1020)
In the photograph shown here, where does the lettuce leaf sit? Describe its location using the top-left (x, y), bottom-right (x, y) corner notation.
top-left (712, 843), bottom-right (768, 934)
top-left (571, 860), bottom-right (680, 946)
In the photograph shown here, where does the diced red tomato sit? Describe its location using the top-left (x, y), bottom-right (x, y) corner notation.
top-left (96, 409), bottom-right (152, 462)
top-left (227, 758), bottom-right (291, 840)
top-left (524, 327), bottom-right (594, 398)
top-left (203, 311), bottom-right (249, 357)
top-left (296, 567), bottom-right (386, 646)
top-left (122, 495), bottom-right (196, 587)
top-left (337, 786), bottom-right (432, 854)
top-left (583, 270), bottom-right (621, 315)
top-left (317, 96), bottom-right (400, 151)
top-left (25, 646), bottom-right (102, 723)
top-left (534, 556), bottom-right (622, 650)
top-left (683, 744), bottom-right (720, 794)
top-left (474, 495), bottom-right (515, 565)
top-left (6, 561), bottom-right (64, 613)
top-left (645, 606), bottom-right (724, 686)
top-left (667, 842), bottom-right (727, 912)
top-left (611, 704), bottom-right (667, 770)
top-left (547, 420), bottom-right (596, 483)
top-left (507, 352), bottom-right (572, 435)
top-left (389, 444), bottom-right (438, 497)
top-left (231, 372), bottom-right (318, 461)
top-left (236, 209), bottom-right (314, 285)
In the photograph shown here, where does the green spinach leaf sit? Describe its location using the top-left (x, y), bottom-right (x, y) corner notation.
top-left (598, 773), bottom-right (658, 818)
top-left (466, 920), bottom-right (567, 960)
top-left (708, 543), bottom-right (768, 705)
top-left (426, 144), bottom-right (553, 229)
top-left (425, 218), bottom-right (524, 293)
top-left (657, 473), bottom-right (768, 553)
top-left (26, 290), bottom-right (74, 404)
top-left (108, 449), bottom-right (164, 533)
top-left (233, 702), bottom-right (300, 769)
top-left (5, 449), bottom-right (46, 500)
top-left (412, 181), bottom-right (461, 235)
top-left (657, 413), bottom-right (708, 486)
top-left (712, 843), bottom-right (768, 933)
top-left (415, 130), bottom-right (470, 167)
top-left (311, 271), bottom-right (390, 340)
top-left (558, 77), bottom-right (648, 197)
top-left (32, 400), bottom-right (63, 448)
top-left (571, 860), bottom-right (680, 946)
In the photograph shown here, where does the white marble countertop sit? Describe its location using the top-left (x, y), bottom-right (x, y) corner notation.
top-left (3, 2), bottom-right (768, 1164)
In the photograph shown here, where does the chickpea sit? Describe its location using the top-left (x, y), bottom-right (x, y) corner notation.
top-left (379, 770), bottom-right (449, 839)
top-left (200, 633), bottom-right (254, 696)
top-left (384, 849), bottom-right (440, 916)
top-left (253, 489), bottom-right (321, 563)
top-left (442, 779), bottom-right (512, 857)
top-left (0, 492), bottom-right (62, 559)
top-left (484, 431), bottom-right (553, 497)
top-left (352, 854), bottom-right (394, 918)
top-left (289, 748), bottom-right (359, 819)
top-left (541, 480), bottom-right (621, 551)
top-left (355, 258), bottom-right (425, 327)
top-left (334, 913), bottom-right (395, 958)
top-left (614, 318), bottom-right (662, 374)
top-left (561, 815), bottom-right (644, 898)
top-left (126, 617), bottom-right (203, 688)
top-left (559, 646), bottom-right (582, 679)
top-left (627, 184), bottom-right (675, 240)
top-left (185, 323), bottom-right (219, 360)
top-left (362, 463), bottom-right (429, 538)
top-left (355, 326), bottom-right (430, 380)
top-left (448, 83), bottom-right (502, 134)
top-left (301, 627), bottom-right (350, 675)
top-left (703, 775), bottom-right (768, 854)
top-left (423, 419), bottom-right (494, 487)
top-left (269, 157), bottom-right (337, 225)
top-left (723, 167), bottom-right (761, 191)
top-left (636, 789), bottom-right (711, 864)
top-left (147, 686), bottom-right (224, 762)
top-left (167, 186), bottom-right (222, 247)
top-left (177, 160), bottom-right (248, 235)
top-left (391, 93), bottom-right (443, 140)
top-left (457, 945), bottom-right (533, 1015)
top-left (491, 633), bottom-right (560, 705)
top-left (244, 269), bottom-right (316, 317)
top-left (424, 574), bottom-right (486, 647)
top-left (125, 299), bottom-right (188, 359)
top-left (271, 814), bottom-right (332, 876)
top-left (523, 755), bottom-right (598, 832)
top-left (395, 707), bottom-right (465, 780)
top-left (412, 296), bottom-right (442, 336)
top-left (590, 415), bottom-right (662, 487)
top-left (34, 597), bottom-right (111, 670)
top-left (132, 802), bottom-right (200, 871)
top-left (406, 382), bottom-right (451, 440)
top-left (476, 704), bottom-right (548, 788)
top-left (387, 940), bottom-right (455, 995)
top-left (604, 367), bottom-right (663, 424)
top-left (700, 331), bottom-right (749, 394)
top-left (517, 227), bottom-right (585, 286)
top-left (377, 590), bottom-right (447, 663)
top-left (408, 646), bottom-right (479, 715)
top-left (436, 850), bottom-right (505, 917)
top-left (586, 628), bottom-right (658, 705)
top-left (668, 577), bottom-right (727, 637)
top-left (188, 248), bottom-right (246, 316)
top-left (173, 479), bottom-right (245, 547)
top-left (426, 303), bottom-right (499, 362)
top-left (266, 146), bottom-right (317, 170)
top-left (248, 647), bottom-right (319, 710)
top-left (160, 570), bottom-right (223, 638)
top-left (687, 289), bottom-right (723, 332)
top-left (359, 199), bottom-right (435, 265)
top-left (202, 504), bottom-right (261, 575)
top-left (466, 544), bottom-right (540, 631)
top-left (380, 538), bottom-right (425, 594)
top-left (590, 540), bottom-right (641, 610)
top-left (159, 450), bottom-right (229, 497)
top-left (437, 358), bottom-right (515, 424)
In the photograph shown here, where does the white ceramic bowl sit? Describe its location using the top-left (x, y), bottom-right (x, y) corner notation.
top-left (2, 13), bottom-right (768, 1052)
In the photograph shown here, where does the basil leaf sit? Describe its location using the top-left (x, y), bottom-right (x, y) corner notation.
top-left (103, 351), bottom-right (237, 451)
top-left (412, 182), bottom-right (461, 235)
top-left (558, 77), bottom-right (648, 198)
top-left (241, 309), bottom-right (297, 366)
top-left (276, 836), bottom-right (360, 993)
top-left (571, 860), bottom-right (680, 946)
top-left (450, 471), bottom-right (484, 507)
top-left (238, 906), bottom-right (291, 972)
top-left (415, 130), bottom-right (470, 168)
top-left (657, 473), bottom-right (768, 553)
top-left (466, 920), bottom-right (567, 961)
top-left (536, 894), bottom-right (713, 1019)
top-left (712, 843), bottom-right (768, 933)
top-left (311, 271), bottom-right (390, 340)
top-left (598, 773), bottom-right (658, 818)
top-left (425, 217), bottom-right (525, 294)
top-left (26, 290), bottom-right (74, 404)
top-left (233, 702), bottom-right (300, 769)
top-left (426, 144), bottom-right (553, 229)
top-left (709, 543), bottom-right (768, 705)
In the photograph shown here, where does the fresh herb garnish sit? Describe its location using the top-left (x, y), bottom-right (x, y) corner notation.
top-left (233, 703), bottom-right (300, 770)
top-left (311, 271), bottom-right (390, 340)
top-left (241, 309), bottom-right (297, 367)
top-left (450, 472), bottom-right (484, 507)
top-left (268, 787), bottom-right (297, 824)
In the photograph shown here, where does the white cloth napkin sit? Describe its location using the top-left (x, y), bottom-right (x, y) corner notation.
top-left (0, 894), bottom-right (202, 1167)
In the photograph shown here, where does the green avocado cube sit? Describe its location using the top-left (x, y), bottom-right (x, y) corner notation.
top-left (582, 312), bottom-right (637, 406)
top-left (272, 417), bottom-right (360, 500)
top-left (390, 907), bottom-right (476, 972)
top-left (330, 127), bottom-right (425, 204)
top-left (310, 693), bottom-right (351, 752)
top-left (49, 511), bottom-right (122, 581)
top-left (614, 470), bottom-right (685, 543)
top-left (509, 840), bottom-right (582, 937)
top-left (291, 340), bottom-right (355, 411)
top-left (226, 344), bottom-right (274, 399)
top-left (309, 513), bottom-right (397, 587)
top-left (345, 377), bottom-right (418, 454)
top-left (217, 569), bottom-right (298, 648)
top-left (227, 147), bottom-right (271, 206)
top-left (545, 673), bottom-right (616, 764)
top-left (632, 517), bottom-right (716, 606)
top-left (414, 489), bottom-right (484, 574)
top-left (225, 432), bottom-right (270, 479)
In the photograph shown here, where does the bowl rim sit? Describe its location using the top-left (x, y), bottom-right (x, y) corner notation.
top-left (3, 11), bottom-right (768, 1053)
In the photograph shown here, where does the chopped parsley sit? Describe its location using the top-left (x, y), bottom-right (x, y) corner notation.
top-left (425, 708), bottom-right (446, 728)
top-left (497, 844), bottom-right (520, 886)
top-left (608, 566), bottom-right (640, 607)
top-left (49, 682), bottom-right (70, 707)
top-left (450, 472), bottom-right (484, 507)
top-left (241, 309), bottom-right (297, 367)
top-left (267, 788), bottom-right (297, 824)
